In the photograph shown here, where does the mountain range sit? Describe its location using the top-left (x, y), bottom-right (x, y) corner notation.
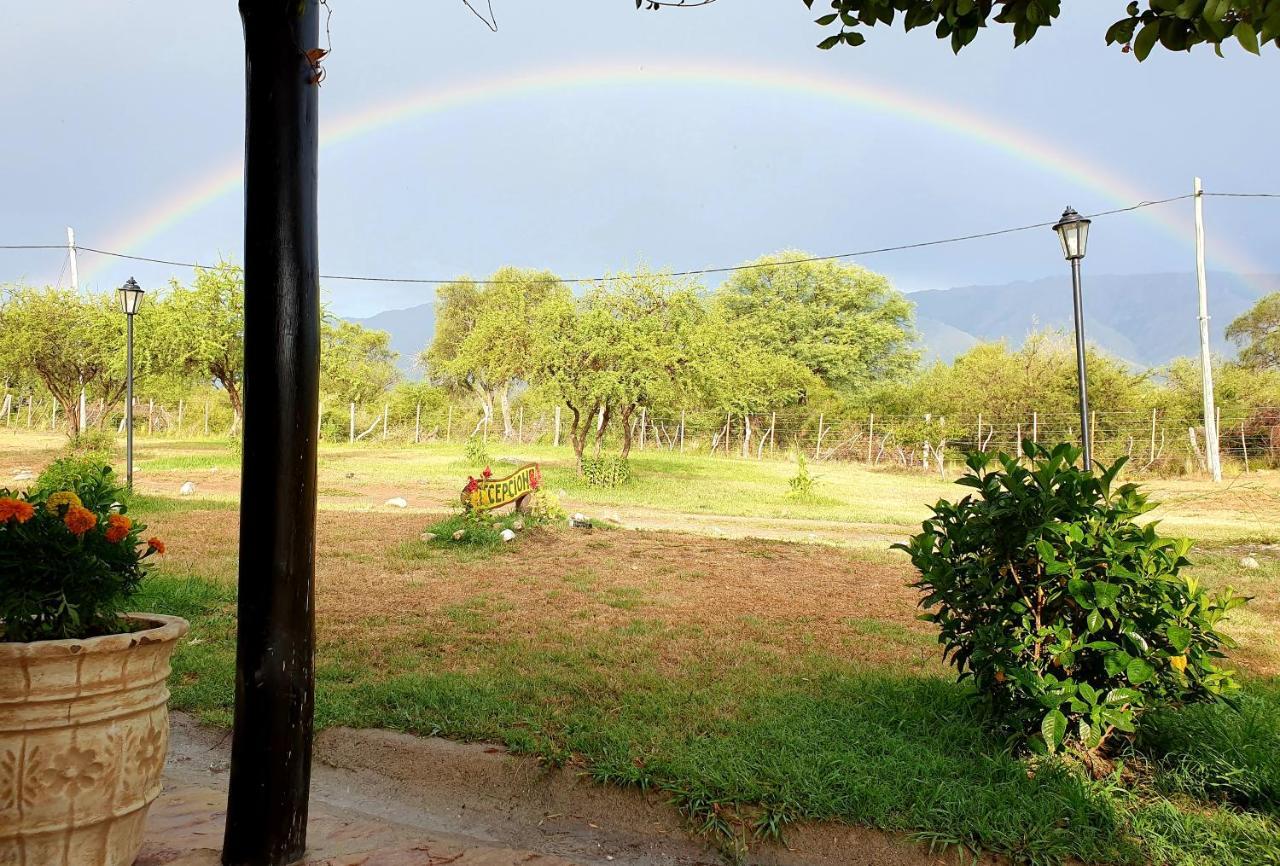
top-left (348, 271), bottom-right (1279, 377)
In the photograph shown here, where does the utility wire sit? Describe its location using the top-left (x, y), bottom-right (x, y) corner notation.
top-left (0, 191), bottom-right (1274, 286)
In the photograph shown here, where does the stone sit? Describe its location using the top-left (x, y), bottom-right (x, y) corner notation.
top-left (12, 470), bottom-right (33, 481)
top-left (179, 481), bottom-right (196, 496)
top-left (384, 497), bottom-right (408, 508)
top-left (419, 532), bottom-right (437, 542)
top-left (512, 519), bottom-right (525, 531)
top-left (491, 522), bottom-right (503, 531)
top-left (1240, 556), bottom-right (1260, 569)
top-left (500, 529), bottom-right (516, 542)
top-left (451, 529), bottom-right (465, 541)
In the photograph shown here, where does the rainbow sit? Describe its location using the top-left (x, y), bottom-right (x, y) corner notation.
top-left (83, 59), bottom-right (1262, 284)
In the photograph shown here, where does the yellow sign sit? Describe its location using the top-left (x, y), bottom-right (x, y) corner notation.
top-left (461, 463), bottom-right (541, 512)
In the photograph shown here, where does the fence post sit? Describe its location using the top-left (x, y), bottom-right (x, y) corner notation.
top-left (639, 407), bottom-right (646, 450)
top-left (51, 400), bottom-right (57, 430)
top-left (27, 396), bottom-right (33, 428)
top-left (349, 402), bottom-right (355, 444)
top-left (148, 399), bottom-right (154, 435)
top-left (205, 401), bottom-right (210, 436)
top-left (679, 409), bottom-right (685, 453)
top-left (518, 406), bottom-right (524, 444)
top-left (317, 402), bottom-right (324, 441)
top-left (382, 404), bottom-right (389, 440)
top-left (1090, 410), bottom-right (1097, 457)
top-left (446, 405), bottom-right (453, 443)
top-left (771, 411), bottom-right (778, 457)
top-left (553, 406), bottom-right (561, 448)
top-left (177, 399), bottom-right (185, 436)
top-left (976, 413), bottom-right (982, 452)
top-left (814, 413), bottom-right (825, 460)
top-left (867, 413), bottom-right (874, 463)
top-left (1150, 409), bottom-right (1157, 463)
top-left (414, 403), bottom-right (421, 444)
top-left (1241, 420), bottom-right (1249, 473)
top-left (1032, 411), bottom-right (1038, 444)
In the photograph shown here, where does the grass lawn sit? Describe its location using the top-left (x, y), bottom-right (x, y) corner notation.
top-left (5, 432), bottom-right (1280, 864)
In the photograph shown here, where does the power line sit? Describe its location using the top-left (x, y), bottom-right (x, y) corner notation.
top-left (0, 191), bottom-right (1274, 286)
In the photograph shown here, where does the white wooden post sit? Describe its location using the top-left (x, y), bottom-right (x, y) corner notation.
top-left (51, 400), bottom-right (57, 430)
top-left (553, 406), bottom-right (561, 448)
top-left (679, 409), bottom-right (685, 453)
top-left (1032, 411), bottom-right (1038, 444)
top-left (1150, 409), bottom-right (1157, 463)
top-left (1241, 420), bottom-right (1249, 473)
top-left (1194, 177), bottom-right (1222, 483)
top-left (867, 413), bottom-right (874, 463)
top-left (518, 406), bottom-right (524, 444)
top-left (382, 403), bottom-right (389, 440)
top-left (204, 401), bottom-right (210, 436)
top-left (148, 399), bottom-right (154, 435)
top-left (27, 396), bottom-right (33, 428)
top-left (177, 399), bottom-right (185, 435)
top-left (317, 402), bottom-right (324, 440)
top-left (414, 403), bottom-right (421, 444)
top-left (814, 413), bottom-right (825, 460)
top-left (446, 405), bottom-right (453, 442)
top-left (639, 407), bottom-right (646, 450)
top-left (349, 402), bottom-right (355, 444)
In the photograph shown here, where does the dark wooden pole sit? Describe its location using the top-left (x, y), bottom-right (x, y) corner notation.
top-left (223, 2), bottom-right (320, 864)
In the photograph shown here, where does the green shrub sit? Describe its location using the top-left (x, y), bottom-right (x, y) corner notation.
top-left (581, 454), bottom-right (631, 488)
top-left (1, 462), bottom-right (163, 642)
top-left (464, 434), bottom-right (490, 466)
top-left (896, 441), bottom-right (1246, 756)
top-left (67, 429), bottom-right (116, 460)
top-left (787, 450), bottom-right (816, 500)
top-left (527, 488), bottom-right (568, 523)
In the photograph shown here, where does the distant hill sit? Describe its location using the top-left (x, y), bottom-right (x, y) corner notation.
top-left (347, 272), bottom-right (1279, 376)
top-left (910, 272), bottom-right (1279, 367)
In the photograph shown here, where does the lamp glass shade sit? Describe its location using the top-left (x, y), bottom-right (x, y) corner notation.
top-left (1053, 208), bottom-right (1090, 261)
top-left (118, 279), bottom-right (145, 315)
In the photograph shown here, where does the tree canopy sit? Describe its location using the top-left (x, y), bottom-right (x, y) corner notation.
top-left (1226, 291), bottom-right (1280, 371)
top-left (801, 0), bottom-right (1276, 58)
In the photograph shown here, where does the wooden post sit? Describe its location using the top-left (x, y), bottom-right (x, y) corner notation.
top-left (27, 396), bottom-right (33, 428)
top-left (1090, 410), bottom-right (1097, 457)
top-left (446, 404), bottom-right (453, 442)
top-left (639, 407), bottom-right (646, 450)
top-left (1032, 411), bottom-right (1038, 444)
top-left (223, 3), bottom-right (320, 863)
top-left (147, 399), bottom-right (154, 435)
top-left (1150, 409), bottom-right (1157, 463)
top-left (177, 399), bottom-right (185, 435)
top-left (518, 406), bottom-right (524, 444)
top-left (771, 411), bottom-right (778, 456)
top-left (553, 406), bottom-right (561, 448)
top-left (1241, 420), bottom-right (1249, 473)
top-left (867, 414), bottom-right (874, 463)
top-left (50, 400), bottom-right (57, 430)
top-left (382, 403), bottom-right (389, 440)
top-left (742, 414), bottom-right (751, 458)
top-left (349, 403), bottom-right (355, 444)
top-left (204, 401), bottom-right (210, 436)
top-left (414, 403), bottom-right (421, 444)
top-left (679, 409), bottom-right (685, 453)
top-left (976, 413), bottom-right (982, 452)
top-left (814, 413), bottom-right (825, 460)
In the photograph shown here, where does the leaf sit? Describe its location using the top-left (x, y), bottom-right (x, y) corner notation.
top-left (1127, 657), bottom-right (1155, 685)
top-left (1167, 624), bottom-right (1192, 653)
top-left (1087, 609), bottom-right (1103, 633)
top-left (1235, 21), bottom-right (1261, 54)
top-left (817, 33), bottom-right (843, 49)
top-left (1094, 582), bottom-right (1121, 610)
top-left (1041, 709), bottom-right (1068, 752)
top-left (1134, 20), bottom-right (1161, 60)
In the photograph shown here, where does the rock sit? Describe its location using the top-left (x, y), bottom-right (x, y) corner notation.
top-left (420, 531), bottom-right (437, 542)
top-left (557, 489), bottom-right (568, 499)
top-left (179, 481), bottom-right (196, 496)
top-left (209, 467), bottom-right (219, 473)
top-left (608, 513), bottom-right (623, 524)
top-left (570, 515), bottom-right (593, 529)
top-left (500, 529), bottom-right (516, 542)
top-left (1240, 556), bottom-right (1261, 569)
top-left (512, 519), bottom-right (525, 531)
top-left (451, 529), bottom-right (465, 541)
top-left (12, 470), bottom-right (33, 481)
top-left (384, 497), bottom-right (408, 508)
top-left (491, 522), bottom-right (503, 531)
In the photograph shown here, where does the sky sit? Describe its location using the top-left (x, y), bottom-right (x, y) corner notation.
top-left (1, 1), bottom-right (1276, 318)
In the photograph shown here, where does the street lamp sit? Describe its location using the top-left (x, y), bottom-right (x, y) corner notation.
top-left (118, 277), bottom-right (145, 488)
top-left (1053, 207), bottom-right (1092, 469)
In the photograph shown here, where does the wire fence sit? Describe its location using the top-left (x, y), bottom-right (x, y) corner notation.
top-left (7, 391), bottom-right (1279, 476)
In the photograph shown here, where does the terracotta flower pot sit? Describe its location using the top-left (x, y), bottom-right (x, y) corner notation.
top-left (0, 613), bottom-right (189, 866)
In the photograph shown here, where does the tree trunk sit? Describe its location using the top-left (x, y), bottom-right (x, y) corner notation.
top-left (499, 384), bottom-right (514, 440)
top-left (567, 401), bottom-right (589, 474)
top-left (619, 404), bottom-right (636, 460)
top-left (593, 404), bottom-right (611, 458)
top-left (224, 378), bottom-right (244, 435)
top-left (223, 3), bottom-right (319, 864)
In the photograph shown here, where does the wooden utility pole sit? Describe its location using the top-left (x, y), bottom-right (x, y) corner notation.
top-left (223, 3), bottom-right (320, 864)
top-left (1194, 177), bottom-right (1222, 482)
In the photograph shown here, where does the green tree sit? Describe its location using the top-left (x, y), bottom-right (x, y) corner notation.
top-left (423, 268), bottom-right (570, 439)
top-left (801, 0), bottom-right (1278, 59)
top-left (1226, 291), bottom-right (1280, 372)
top-left (163, 261), bottom-right (246, 432)
top-left (320, 317), bottom-right (399, 407)
top-left (715, 252), bottom-right (918, 398)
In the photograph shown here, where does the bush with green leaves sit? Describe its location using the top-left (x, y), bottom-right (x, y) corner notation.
top-left (581, 454), bottom-right (632, 488)
top-left (463, 434), bottom-right (490, 466)
top-left (1, 462), bottom-right (163, 642)
top-left (896, 442), bottom-right (1246, 755)
top-left (67, 429), bottom-right (116, 460)
top-left (787, 450), bottom-right (816, 500)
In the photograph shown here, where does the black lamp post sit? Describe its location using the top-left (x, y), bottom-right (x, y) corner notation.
top-left (1053, 207), bottom-right (1092, 469)
top-left (118, 277), bottom-right (145, 488)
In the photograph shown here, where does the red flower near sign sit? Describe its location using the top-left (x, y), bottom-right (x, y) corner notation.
top-left (529, 466), bottom-right (541, 490)
top-left (482, 467), bottom-right (493, 479)
top-left (464, 476), bottom-right (479, 493)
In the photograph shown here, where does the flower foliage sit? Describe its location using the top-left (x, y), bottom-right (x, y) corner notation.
top-left (896, 442), bottom-right (1247, 754)
top-left (1, 460), bottom-right (164, 642)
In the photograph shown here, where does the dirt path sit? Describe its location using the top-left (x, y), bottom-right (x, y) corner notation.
top-left (155, 714), bottom-right (966, 866)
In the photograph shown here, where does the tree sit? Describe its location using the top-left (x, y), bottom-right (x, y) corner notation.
top-left (319, 317), bottom-right (399, 406)
top-left (715, 253), bottom-right (918, 398)
top-left (1226, 292), bottom-right (1280, 372)
top-left (801, 0), bottom-right (1278, 59)
top-left (422, 268), bottom-right (570, 438)
top-left (163, 261), bottom-right (246, 432)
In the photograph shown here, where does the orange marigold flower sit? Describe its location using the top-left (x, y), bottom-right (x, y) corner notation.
top-left (63, 505), bottom-right (98, 536)
top-left (105, 513), bottom-right (132, 543)
top-left (0, 497), bottom-right (35, 524)
top-left (147, 537), bottom-right (166, 555)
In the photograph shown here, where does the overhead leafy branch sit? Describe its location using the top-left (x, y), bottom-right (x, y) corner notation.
top-left (801, 0), bottom-right (1277, 59)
